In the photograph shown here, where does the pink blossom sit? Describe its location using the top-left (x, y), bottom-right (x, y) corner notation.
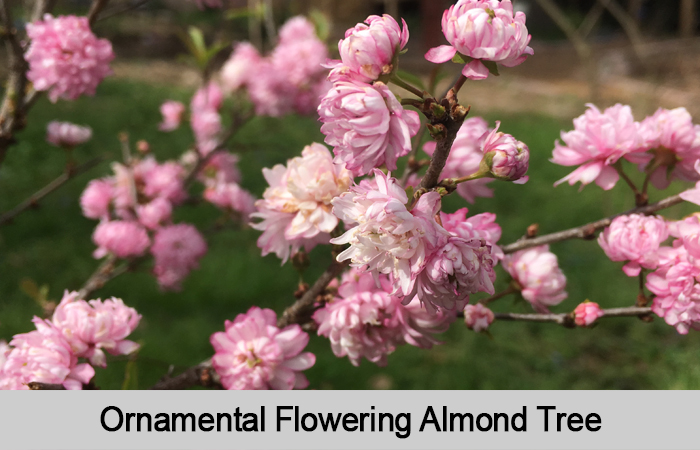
top-left (331, 170), bottom-right (448, 297)
top-left (151, 224), bottom-right (207, 291)
top-left (573, 301), bottom-right (604, 327)
top-left (136, 197), bottom-right (172, 230)
top-left (481, 122), bottom-right (529, 182)
top-left (92, 220), bottom-right (150, 259)
top-left (463, 303), bottom-right (494, 332)
top-left (46, 121), bottom-right (92, 147)
top-left (51, 291), bottom-right (141, 367)
top-left (318, 79), bottom-right (420, 176)
top-left (204, 181), bottom-right (257, 218)
top-left (597, 214), bottom-right (668, 277)
top-left (647, 263), bottom-right (700, 334)
top-left (330, 15), bottom-right (409, 82)
top-left (638, 107), bottom-right (700, 189)
top-left (552, 104), bottom-right (645, 190)
top-left (425, 0), bottom-right (533, 80)
top-left (502, 245), bottom-right (567, 312)
top-left (200, 152), bottom-right (241, 185)
top-left (25, 15), bottom-right (114, 102)
top-left (0, 318), bottom-right (94, 390)
top-left (80, 179), bottom-right (113, 220)
top-left (423, 117), bottom-right (493, 203)
top-left (441, 208), bottom-right (503, 259)
top-left (0, 340), bottom-right (9, 372)
top-left (191, 82), bottom-right (223, 155)
top-left (138, 158), bottom-right (186, 204)
top-left (158, 101), bottom-right (186, 132)
top-left (220, 43), bottom-right (261, 92)
top-left (251, 143), bottom-right (352, 263)
top-left (414, 236), bottom-right (496, 313)
top-left (313, 270), bottom-right (453, 366)
top-left (210, 306), bottom-right (315, 390)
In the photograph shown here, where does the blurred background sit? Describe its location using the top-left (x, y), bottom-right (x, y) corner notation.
top-left (2, 0), bottom-right (700, 389)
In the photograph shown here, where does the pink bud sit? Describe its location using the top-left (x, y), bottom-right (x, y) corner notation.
top-left (573, 302), bottom-right (604, 327)
top-left (463, 303), bottom-right (494, 332)
top-left (46, 121), bottom-right (92, 147)
top-left (481, 122), bottom-right (529, 182)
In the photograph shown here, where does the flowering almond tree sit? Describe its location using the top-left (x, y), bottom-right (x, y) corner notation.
top-left (0, 0), bottom-right (698, 390)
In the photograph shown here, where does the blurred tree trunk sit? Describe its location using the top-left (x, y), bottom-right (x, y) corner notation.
top-left (421, 0), bottom-right (445, 52)
top-left (680, 0), bottom-right (697, 37)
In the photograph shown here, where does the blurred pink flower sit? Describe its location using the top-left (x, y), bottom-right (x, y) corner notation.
top-left (25, 14), bottom-right (114, 102)
top-left (204, 181), bottom-right (256, 218)
top-left (318, 80), bottom-right (420, 176)
top-left (191, 82), bottom-right (223, 155)
top-left (158, 101), bottom-right (186, 132)
top-left (423, 117), bottom-right (493, 203)
top-left (502, 245), bottom-right (567, 312)
top-left (80, 179), bottom-right (113, 220)
top-left (92, 220), bottom-right (150, 259)
top-left (151, 224), bottom-right (207, 291)
top-left (136, 197), bottom-right (173, 230)
top-left (552, 104), bottom-right (645, 190)
top-left (463, 303), bottom-right (494, 332)
top-left (0, 318), bottom-right (94, 390)
top-left (52, 291), bottom-right (141, 367)
top-left (139, 159), bottom-right (186, 204)
top-left (425, 0), bottom-right (533, 80)
top-left (573, 301), bottom-right (604, 327)
top-left (597, 214), bottom-right (668, 277)
top-left (331, 170), bottom-right (448, 297)
top-left (220, 43), bottom-right (261, 92)
top-left (210, 306), bottom-right (315, 390)
top-left (647, 263), bottom-right (700, 334)
top-left (251, 143), bottom-right (352, 263)
top-left (46, 121), bottom-right (92, 147)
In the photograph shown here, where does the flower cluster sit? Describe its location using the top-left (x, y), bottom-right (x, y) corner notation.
top-left (25, 14), bottom-right (114, 102)
top-left (598, 214), bottom-right (668, 277)
top-left (318, 15), bottom-right (420, 176)
top-left (220, 17), bottom-right (330, 117)
top-left (331, 170), bottom-right (496, 313)
top-left (251, 143), bottom-right (353, 263)
top-left (210, 307), bottom-right (315, 390)
top-left (552, 104), bottom-right (700, 190)
top-left (313, 269), bottom-right (454, 366)
top-left (80, 153), bottom-right (213, 290)
top-left (425, 0), bottom-right (533, 80)
top-left (502, 245), bottom-right (568, 313)
top-left (0, 292), bottom-right (140, 390)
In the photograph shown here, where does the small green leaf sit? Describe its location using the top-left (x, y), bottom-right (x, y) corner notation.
top-left (122, 356), bottom-right (139, 390)
top-left (395, 70), bottom-right (425, 90)
top-left (481, 60), bottom-right (500, 76)
top-left (452, 52), bottom-right (472, 64)
top-left (225, 7), bottom-right (255, 20)
top-left (404, 185), bottom-right (414, 203)
top-left (309, 9), bottom-right (330, 41)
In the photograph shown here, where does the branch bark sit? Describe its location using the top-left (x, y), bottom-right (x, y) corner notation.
top-left (494, 306), bottom-right (652, 326)
top-left (0, 157), bottom-right (104, 226)
top-left (87, 0), bottom-right (111, 25)
top-left (502, 193), bottom-right (684, 254)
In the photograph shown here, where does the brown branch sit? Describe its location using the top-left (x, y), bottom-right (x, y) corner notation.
top-left (502, 193), bottom-right (684, 254)
top-left (494, 306), bottom-right (651, 327)
top-left (77, 254), bottom-right (146, 299)
top-left (0, 157), bottom-right (104, 226)
top-left (277, 260), bottom-right (348, 329)
top-left (27, 382), bottom-right (66, 390)
top-left (87, 0), bottom-right (111, 25)
top-left (97, 0), bottom-right (151, 22)
top-left (150, 363), bottom-right (221, 390)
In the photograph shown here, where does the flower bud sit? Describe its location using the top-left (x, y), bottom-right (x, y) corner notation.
top-left (480, 121), bottom-right (529, 182)
top-left (463, 303), bottom-right (494, 332)
top-left (573, 301), bottom-right (604, 327)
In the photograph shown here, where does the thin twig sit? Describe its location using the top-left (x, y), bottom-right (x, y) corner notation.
top-left (27, 382), bottom-right (66, 390)
top-left (502, 193), bottom-right (684, 254)
top-left (0, 157), bottom-right (104, 226)
top-left (77, 255), bottom-right (146, 299)
top-left (97, 0), bottom-right (151, 22)
top-left (150, 363), bottom-right (221, 390)
top-left (494, 306), bottom-right (652, 326)
top-left (87, 0), bottom-right (111, 25)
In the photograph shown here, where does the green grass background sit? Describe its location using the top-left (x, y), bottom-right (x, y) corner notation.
top-left (2, 78), bottom-right (700, 390)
